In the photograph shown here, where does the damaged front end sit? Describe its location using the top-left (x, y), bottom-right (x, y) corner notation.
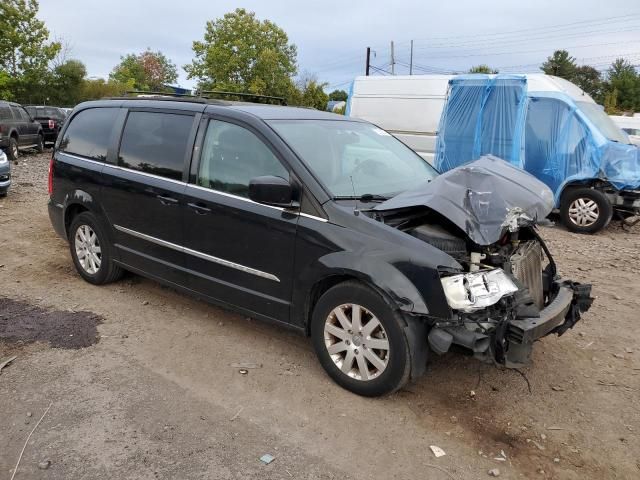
top-left (372, 156), bottom-right (594, 368)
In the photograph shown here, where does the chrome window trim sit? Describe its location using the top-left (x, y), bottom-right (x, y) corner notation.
top-left (59, 153), bottom-right (330, 223)
top-left (114, 224), bottom-right (280, 282)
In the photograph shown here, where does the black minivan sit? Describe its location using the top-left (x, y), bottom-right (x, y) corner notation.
top-left (48, 96), bottom-right (592, 396)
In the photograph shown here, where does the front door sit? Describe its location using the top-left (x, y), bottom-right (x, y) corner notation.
top-left (182, 118), bottom-right (298, 323)
top-left (100, 109), bottom-right (197, 285)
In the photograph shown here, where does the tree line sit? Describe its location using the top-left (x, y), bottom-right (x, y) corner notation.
top-left (469, 50), bottom-right (640, 113)
top-left (0, 3), bottom-right (330, 109)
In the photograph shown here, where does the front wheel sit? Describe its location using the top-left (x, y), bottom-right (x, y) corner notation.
top-left (311, 281), bottom-right (411, 396)
top-left (560, 187), bottom-right (612, 234)
top-left (35, 134), bottom-right (44, 153)
top-left (69, 212), bottom-right (123, 285)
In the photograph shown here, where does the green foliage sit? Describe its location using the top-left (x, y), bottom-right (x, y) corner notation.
top-left (468, 64), bottom-right (498, 74)
top-left (79, 78), bottom-right (131, 101)
top-left (606, 58), bottom-right (639, 112)
top-left (0, 0), bottom-right (61, 103)
top-left (541, 50), bottom-right (577, 79)
top-left (603, 88), bottom-right (618, 114)
top-left (0, 71), bottom-right (13, 100)
top-left (328, 89), bottom-right (348, 102)
top-left (574, 65), bottom-right (604, 103)
top-left (110, 49), bottom-right (178, 91)
top-left (185, 8), bottom-right (297, 98)
top-left (49, 59), bottom-right (87, 105)
top-left (288, 75), bottom-right (328, 110)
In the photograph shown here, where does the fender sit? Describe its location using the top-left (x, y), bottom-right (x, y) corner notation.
top-left (61, 189), bottom-right (113, 242)
top-left (292, 250), bottom-right (453, 330)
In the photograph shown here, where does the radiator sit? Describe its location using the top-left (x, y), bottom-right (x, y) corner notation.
top-left (511, 241), bottom-right (545, 310)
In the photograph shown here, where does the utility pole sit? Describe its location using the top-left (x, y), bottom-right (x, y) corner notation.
top-left (365, 47), bottom-right (370, 76)
top-left (409, 40), bottom-right (414, 75)
top-left (390, 41), bottom-right (395, 75)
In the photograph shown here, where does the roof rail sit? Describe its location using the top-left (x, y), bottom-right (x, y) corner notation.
top-left (125, 90), bottom-right (195, 98)
top-left (198, 90), bottom-right (287, 105)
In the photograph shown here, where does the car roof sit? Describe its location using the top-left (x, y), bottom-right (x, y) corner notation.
top-left (72, 97), bottom-right (361, 123)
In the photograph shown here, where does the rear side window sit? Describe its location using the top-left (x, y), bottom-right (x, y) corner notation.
top-left (0, 106), bottom-right (12, 120)
top-left (60, 108), bottom-right (119, 161)
top-left (118, 111), bottom-right (194, 181)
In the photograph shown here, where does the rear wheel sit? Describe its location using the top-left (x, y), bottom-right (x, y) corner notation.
top-left (7, 137), bottom-right (18, 160)
top-left (311, 281), bottom-right (411, 396)
top-left (69, 212), bottom-right (123, 285)
top-left (560, 187), bottom-right (612, 234)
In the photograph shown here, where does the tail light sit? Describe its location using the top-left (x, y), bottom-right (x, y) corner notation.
top-left (48, 119), bottom-right (55, 129)
top-left (48, 155), bottom-right (54, 195)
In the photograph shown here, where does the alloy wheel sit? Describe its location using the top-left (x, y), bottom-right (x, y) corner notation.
top-left (568, 198), bottom-right (599, 227)
top-left (74, 224), bottom-right (102, 274)
top-left (324, 303), bottom-right (390, 381)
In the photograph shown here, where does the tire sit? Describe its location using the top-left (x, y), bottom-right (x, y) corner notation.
top-left (69, 211), bottom-right (123, 285)
top-left (311, 281), bottom-right (411, 397)
top-left (35, 134), bottom-right (44, 153)
top-left (7, 137), bottom-right (18, 160)
top-left (560, 187), bottom-right (612, 234)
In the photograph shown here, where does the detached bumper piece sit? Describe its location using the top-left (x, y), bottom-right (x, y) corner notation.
top-left (508, 281), bottom-right (593, 344)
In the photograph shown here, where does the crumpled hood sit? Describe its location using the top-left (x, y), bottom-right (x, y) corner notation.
top-left (374, 155), bottom-right (554, 245)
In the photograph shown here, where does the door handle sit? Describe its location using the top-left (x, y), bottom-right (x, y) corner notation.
top-left (187, 202), bottom-right (211, 214)
top-left (156, 194), bottom-right (179, 205)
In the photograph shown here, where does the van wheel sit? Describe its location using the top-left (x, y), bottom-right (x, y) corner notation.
top-left (36, 134), bottom-right (44, 153)
top-left (311, 281), bottom-right (411, 397)
top-left (7, 137), bottom-right (18, 160)
top-left (69, 212), bottom-right (123, 285)
top-left (560, 187), bottom-right (612, 234)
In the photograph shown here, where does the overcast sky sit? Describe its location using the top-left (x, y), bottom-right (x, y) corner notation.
top-left (39, 0), bottom-right (640, 91)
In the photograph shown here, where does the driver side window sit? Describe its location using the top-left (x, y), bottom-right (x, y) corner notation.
top-left (197, 120), bottom-right (289, 198)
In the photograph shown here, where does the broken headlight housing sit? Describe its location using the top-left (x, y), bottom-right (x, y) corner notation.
top-left (441, 269), bottom-right (519, 313)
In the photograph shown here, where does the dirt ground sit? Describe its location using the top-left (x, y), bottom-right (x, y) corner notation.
top-left (1, 152), bottom-right (638, 480)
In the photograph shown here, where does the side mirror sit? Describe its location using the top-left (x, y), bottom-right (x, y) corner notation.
top-left (249, 176), bottom-right (296, 208)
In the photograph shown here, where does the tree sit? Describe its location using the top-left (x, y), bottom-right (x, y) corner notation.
top-left (468, 65), bottom-right (498, 74)
top-left (606, 58), bottom-right (639, 112)
top-left (185, 8), bottom-right (297, 98)
top-left (51, 60), bottom-right (87, 105)
top-left (0, 0), bottom-right (61, 102)
top-left (541, 50), bottom-right (577, 80)
top-left (328, 89), bottom-right (348, 102)
top-left (110, 49), bottom-right (178, 91)
top-left (574, 65), bottom-right (604, 102)
top-left (79, 78), bottom-right (130, 102)
top-left (289, 74), bottom-right (328, 110)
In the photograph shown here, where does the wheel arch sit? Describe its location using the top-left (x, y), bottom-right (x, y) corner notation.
top-left (297, 251), bottom-right (447, 335)
top-left (62, 189), bottom-right (108, 238)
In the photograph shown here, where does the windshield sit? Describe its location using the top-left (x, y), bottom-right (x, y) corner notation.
top-left (269, 120), bottom-right (438, 198)
top-left (577, 102), bottom-right (630, 144)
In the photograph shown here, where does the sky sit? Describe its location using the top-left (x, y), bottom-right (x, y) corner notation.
top-left (38, 0), bottom-right (640, 92)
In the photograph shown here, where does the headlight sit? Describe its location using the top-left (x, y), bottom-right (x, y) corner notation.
top-left (441, 269), bottom-right (518, 312)
top-left (0, 150), bottom-right (7, 165)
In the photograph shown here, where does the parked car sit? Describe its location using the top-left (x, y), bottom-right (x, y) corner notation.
top-left (610, 115), bottom-right (640, 146)
top-left (347, 74), bottom-right (640, 234)
top-left (24, 106), bottom-right (68, 144)
top-left (0, 149), bottom-right (10, 196)
top-left (0, 100), bottom-right (45, 160)
top-left (48, 97), bottom-right (592, 396)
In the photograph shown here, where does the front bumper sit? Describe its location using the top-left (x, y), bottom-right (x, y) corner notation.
top-left (0, 163), bottom-right (10, 193)
top-left (508, 280), bottom-right (593, 344)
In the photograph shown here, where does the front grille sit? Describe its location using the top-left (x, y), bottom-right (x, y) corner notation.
top-left (511, 241), bottom-right (544, 309)
top-left (0, 174), bottom-right (9, 181)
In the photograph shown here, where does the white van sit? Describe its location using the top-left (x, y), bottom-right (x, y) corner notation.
top-left (610, 115), bottom-right (640, 146)
top-left (346, 75), bottom-right (452, 163)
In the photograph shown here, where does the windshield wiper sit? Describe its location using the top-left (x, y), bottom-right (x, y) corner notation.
top-left (334, 194), bottom-right (389, 202)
